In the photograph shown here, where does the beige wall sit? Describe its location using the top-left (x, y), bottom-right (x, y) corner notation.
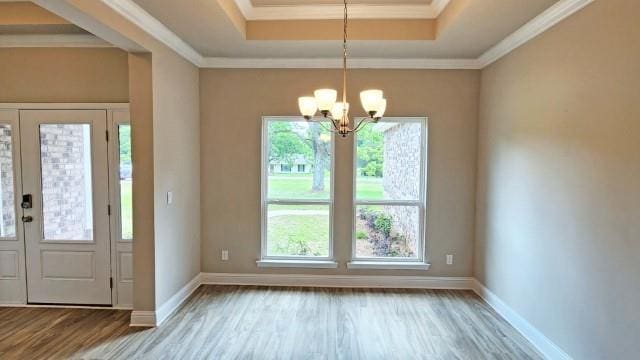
top-left (475, 0), bottom-right (640, 359)
top-left (201, 69), bottom-right (479, 276)
top-left (151, 47), bottom-right (201, 307)
top-left (0, 48), bottom-right (128, 103)
top-left (128, 52), bottom-right (155, 311)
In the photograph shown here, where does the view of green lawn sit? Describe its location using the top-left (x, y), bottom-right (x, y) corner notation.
top-left (268, 173), bottom-right (383, 200)
top-left (267, 204), bottom-right (330, 257)
top-left (266, 173), bottom-right (383, 256)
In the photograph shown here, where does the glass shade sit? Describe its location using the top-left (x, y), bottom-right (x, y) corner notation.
top-left (298, 96), bottom-right (317, 117)
top-left (360, 89), bottom-right (384, 113)
top-left (314, 89), bottom-right (338, 111)
top-left (374, 98), bottom-right (387, 118)
top-left (331, 102), bottom-right (349, 120)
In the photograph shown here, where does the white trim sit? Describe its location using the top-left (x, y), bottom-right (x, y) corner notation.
top-left (74, 0), bottom-right (589, 69)
top-left (0, 34), bottom-right (112, 48)
top-left (260, 117), bottom-right (336, 262)
top-left (0, 103), bottom-right (129, 110)
top-left (256, 260), bottom-right (338, 269)
top-left (346, 261), bottom-right (430, 270)
top-left (477, 0), bottom-right (594, 67)
top-left (99, 0), bottom-right (204, 66)
top-left (201, 272), bottom-right (473, 289)
top-left (352, 117), bottom-right (428, 263)
top-left (0, 303), bottom-right (132, 310)
top-left (153, 272), bottom-right (201, 326)
top-left (130, 311), bottom-right (156, 327)
top-left (471, 279), bottom-right (572, 360)
top-left (200, 57), bottom-right (482, 69)
top-left (234, 0), bottom-right (450, 20)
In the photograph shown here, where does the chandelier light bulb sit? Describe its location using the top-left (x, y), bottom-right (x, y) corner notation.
top-left (298, 96), bottom-right (318, 118)
top-left (314, 89), bottom-right (338, 112)
top-left (331, 102), bottom-right (349, 120)
top-left (374, 98), bottom-right (387, 118)
top-left (360, 89), bottom-right (384, 116)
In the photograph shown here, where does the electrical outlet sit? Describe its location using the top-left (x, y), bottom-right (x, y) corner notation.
top-left (446, 254), bottom-right (453, 265)
top-left (221, 250), bottom-right (229, 261)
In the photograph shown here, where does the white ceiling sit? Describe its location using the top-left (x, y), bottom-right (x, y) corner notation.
top-left (131, 0), bottom-right (558, 59)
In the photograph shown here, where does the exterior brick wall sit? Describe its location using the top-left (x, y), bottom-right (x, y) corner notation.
top-left (40, 124), bottom-right (92, 240)
top-left (0, 125), bottom-right (15, 237)
top-left (382, 122), bottom-right (422, 251)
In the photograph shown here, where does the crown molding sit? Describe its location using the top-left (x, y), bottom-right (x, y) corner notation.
top-left (0, 34), bottom-right (111, 48)
top-left (89, 0), bottom-right (593, 70)
top-left (477, 0), bottom-right (594, 67)
top-left (201, 57), bottom-right (481, 69)
top-left (99, 0), bottom-right (204, 66)
top-left (234, 0), bottom-right (450, 20)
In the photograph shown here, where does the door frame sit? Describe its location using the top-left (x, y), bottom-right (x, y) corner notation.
top-left (108, 109), bottom-right (133, 308)
top-left (0, 103), bottom-right (131, 309)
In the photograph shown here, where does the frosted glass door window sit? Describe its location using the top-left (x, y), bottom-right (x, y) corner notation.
top-left (40, 124), bottom-right (94, 241)
top-left (0, 124), bottom-right (16, 238)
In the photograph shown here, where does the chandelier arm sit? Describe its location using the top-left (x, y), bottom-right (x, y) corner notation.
top-left (305, 116), bottom-right (338, 131)
top-left (323, 115), bottom-right (341, 131)
top-left (317, 120), bottom-right (337, 134)
top-left (352, 117), bottom-right (374, 133)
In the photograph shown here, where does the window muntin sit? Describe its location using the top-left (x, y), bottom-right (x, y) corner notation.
top-left (353, 118), bottom-right (427, 261)
top-left (262, 118), bottom-right (334, 260)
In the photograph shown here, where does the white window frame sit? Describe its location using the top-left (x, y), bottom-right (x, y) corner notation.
top-left (349, 117), bottom-right (429, 268)
top-left (259, 116), bottom-right (336, 267)
top-left (107, 109), bottom-right (134, 307)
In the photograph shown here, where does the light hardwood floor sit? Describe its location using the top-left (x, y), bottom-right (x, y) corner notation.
top-left (0, 285), bottom-right (541, 359)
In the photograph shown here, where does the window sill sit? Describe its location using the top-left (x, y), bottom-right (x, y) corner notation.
top-left (256, 259), bottom-right (338, 269)
top-left (346, 261), bottom-right (431, 270)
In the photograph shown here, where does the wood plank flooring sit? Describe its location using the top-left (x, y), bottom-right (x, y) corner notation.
top-left (0, 285), bottom-right (542, 359)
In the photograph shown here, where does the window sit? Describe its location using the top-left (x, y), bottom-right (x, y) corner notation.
top-left (280, 164), bottom-right (291, 172)
top-left (40, 124), bottom-right (93, 241)
top-left (297, 164), bottom-right (305, 173)
top-left (0, 124), bottom-right (16, 238)
top-left (118, 124), bottom-right (132, 240)
top-left (353, 118), bottom-right (427, 262)
top-left (261, 117), bottom-right (333, 261)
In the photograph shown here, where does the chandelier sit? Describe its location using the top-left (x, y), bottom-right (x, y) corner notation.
top-left (297, 0), bottom-right (387, 138)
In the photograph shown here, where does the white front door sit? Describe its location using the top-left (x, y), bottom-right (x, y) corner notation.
top-left (20, 110), bottom-right (111, 305)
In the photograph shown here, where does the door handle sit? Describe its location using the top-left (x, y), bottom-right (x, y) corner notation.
top-left (21, 216), bottom-right (33, 223)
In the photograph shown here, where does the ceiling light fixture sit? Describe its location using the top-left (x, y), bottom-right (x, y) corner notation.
top-left (297, 0), bottom-right (386, 138)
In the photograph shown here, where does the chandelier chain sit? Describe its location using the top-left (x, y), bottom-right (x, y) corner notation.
top-left (299, 0), bottom-right (384, 137)
top-left (342, 0), bottom-right (348, 120)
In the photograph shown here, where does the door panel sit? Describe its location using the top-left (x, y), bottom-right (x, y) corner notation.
top-left (0, 109), bottom-right (26, 304)
top-left (21, 110), bottom-right (111, 305)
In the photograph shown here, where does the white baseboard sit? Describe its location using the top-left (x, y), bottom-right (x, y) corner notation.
top-left (129, 310), bottom-right (156, 327)
top-left (0, 303), bottom-right (132, 310)
top-left (200, 272), bottom-right (474, 289)
top-left (471, 279), bottom-right (572, 360)
top-left (129, 272), bottom-right (201, 327)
